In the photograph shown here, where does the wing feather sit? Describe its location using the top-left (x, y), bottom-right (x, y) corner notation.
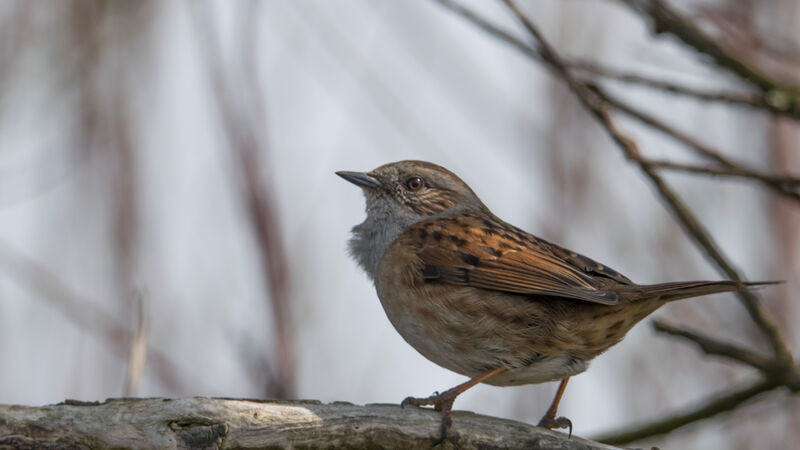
top-left (409, 213), bottom-right (625, 305)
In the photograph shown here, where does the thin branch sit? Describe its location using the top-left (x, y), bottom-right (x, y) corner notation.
top-left (652, 320), bottom-right (772, 371)
top-left (434, 0), bottom-right (798, 191)
top-left (652, 320), bottom-right (800, 390)
top-left (617, 0), bottom-right (800, 116)
top-left (433, 0), bottom-right (799, 118)
top-left (598, 88), bottom-right (800, 204)
top-left (571, 59), bottom-right (768, 109)
top-left (695, 6), bottom-right (800, 69)
top-left (0, 238), bottom-right (194, 394)
top-left (593, 377), bottom-right (783, 445)
top-left (497, 0), bottom-right (635, 158)
top-left (432, 0), bottom-right (543, 63)
top-left (647, 159), bottom-right (800, 188)
top-left (190, 2), bottom-right (295, 398)
top-left (434, 0), bottom-right (800, 205)
top-left (123, 291), bottom-right (148, 396)
top-left (617, 0), bottom-right (777, 91)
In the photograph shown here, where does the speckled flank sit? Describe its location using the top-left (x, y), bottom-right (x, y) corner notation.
top-left (374, 226), bottom-right (664, 386)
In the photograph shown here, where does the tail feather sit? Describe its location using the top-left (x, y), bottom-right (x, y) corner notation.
top-left (623, 280), bottom-right (780, 302)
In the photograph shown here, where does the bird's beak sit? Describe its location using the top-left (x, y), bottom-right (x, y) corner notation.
top-left (336, 171), bottom-right (382, 189)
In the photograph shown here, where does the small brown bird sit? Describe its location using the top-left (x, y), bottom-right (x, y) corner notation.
top-left (338, 160), bottom-right (769, 443)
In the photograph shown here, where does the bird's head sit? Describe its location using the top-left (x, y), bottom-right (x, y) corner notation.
top-left (337, 160), bottom-right (485, 226)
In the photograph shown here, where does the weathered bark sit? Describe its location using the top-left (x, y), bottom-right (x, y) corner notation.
top-left (0, 398), bottom-right (619, 449)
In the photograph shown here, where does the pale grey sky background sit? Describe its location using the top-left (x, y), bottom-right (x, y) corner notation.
top-left (0, 1), bottom-right (798, 448)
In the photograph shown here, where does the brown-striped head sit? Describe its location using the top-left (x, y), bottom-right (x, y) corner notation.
top-left (337, 160), bottom-right (486, 224)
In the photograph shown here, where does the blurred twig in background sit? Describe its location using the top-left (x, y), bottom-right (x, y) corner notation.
top-left (432, 0), bottom-right (799, 445)
top-left (0, 238), bottom-right (192, 394)
top-left (190, 1), bottom-right (295, 399)
top-left (124, 290), bottom-right (148, 397)
top-left (619, 0), bottom-right (800, 109)
top-left (597, 89), bottom-right (800, 204)
top-left (570, 59), bottom-right (772, 110)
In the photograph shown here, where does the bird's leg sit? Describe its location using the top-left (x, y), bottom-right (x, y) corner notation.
top-left (401, 367), bottom-right (505, 445)
top-left (537, 377), bottom-right (573, 436)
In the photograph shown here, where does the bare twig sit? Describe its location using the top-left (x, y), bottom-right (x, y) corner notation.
top-left (594, 86), bottom-right (800, 202)
top-left (432, 0), bottom-right (537, 61)
top-left (571, 60), bottom-right (768, 109)
top-left (617, 0), bottom-right (776, 91)
top-left (124, 291), bottom-right (148, 397)
top-left (647, 159), bottom-right (800, 188)
top-left (696, 5), bottom-right (800, 70)
top-left (596, 317), bottom-right (800, 444)
top-left (652, 320), bottom-right (800, 387)
top-left (617, 0), bottom-right (800, 116)
top-left (435, 0), bottom-right (800, 207)
top-left (432, 0), bottom-right (799, 118)
top-left (652, 320), bottom-right (772, 371)
top-left (109, 86), bottom-right (139, 316)
top-left (597, 88), bottom-right (800, 203)
top-left (497, 0), bottom-right (634, 156)
top-left (593, 377), bottom-right (784, 445)
top-left (433, 0), bottom-right (800, 202)
top-left (190, 2), bottom-right (295, 398)
top-left (0, 238), bottom-right (192, 394)
top-left (597, 90), bottom-right (744, 164)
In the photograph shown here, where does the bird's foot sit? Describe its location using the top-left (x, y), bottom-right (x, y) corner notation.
top-left (537, 414), bottom-right (573, 438)
top-left (399, 369), bottom-right (506, 446)
top-left (401, 390), bottom-right (458, 446)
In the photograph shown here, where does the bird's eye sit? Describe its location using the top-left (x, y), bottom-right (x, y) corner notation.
top-left (406, 177), bottom-right (424, 191)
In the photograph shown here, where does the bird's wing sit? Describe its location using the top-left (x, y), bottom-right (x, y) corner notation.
top-left (408, 212), bottom-right (630, 305)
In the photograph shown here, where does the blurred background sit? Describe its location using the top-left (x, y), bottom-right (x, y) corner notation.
top-left (0, 0), bottom-right (798, 448)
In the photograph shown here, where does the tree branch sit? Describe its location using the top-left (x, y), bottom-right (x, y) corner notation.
top-left (652, 320), bottom-right (772, 371)
top-left (647, 160), bottom-right (800, 190)
top-left (596, 88), bottom-right (800, 204)
top-left (592, 377), bottom-right (784, 445)
top-left (190, 2), bottom-right (296, 399)
top-left (652, 320), bottom-right (800, 389)
top-left (0, 398), bottom-right (619, 450)
top-left (617, 0), bottom-right (800, 116)
top-left (570, 59), bottom-right (769, 109)
top-left (617, 0), bottom-right (776, 91)
top-left (433, 0), bottom-right (800, 118)
top-left (433, 0), bottom-right (800, 204)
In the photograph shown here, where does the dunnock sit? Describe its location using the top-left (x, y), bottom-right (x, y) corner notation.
top-left (338, 160), bottom-right (769, 444)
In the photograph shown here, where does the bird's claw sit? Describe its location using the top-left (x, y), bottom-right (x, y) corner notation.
top-left (401, 394), bottom-right (433, 409)
top-left (538, 415), bottom-right (573, 438)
